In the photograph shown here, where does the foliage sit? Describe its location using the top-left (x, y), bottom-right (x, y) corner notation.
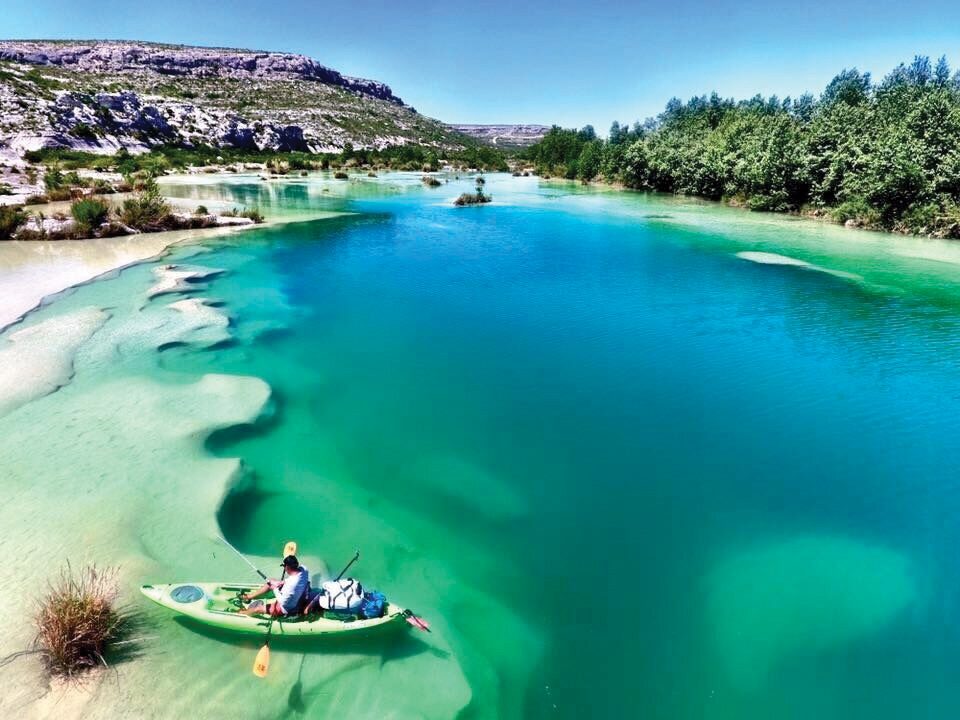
top-left (522, 55), bottom-right (960, 236)
top-left (118, 179), bottom-right (170, 230)
top-left (70, 198), bottom-right (110, 234)
top-left (43, 166), bottom-right (65, 190)
top-left (34, 564), bottom-right (127, 676)
top-left (24, 141), bottom-right (510, 175)
top-left (0, 205), bottom-right (26, 239)
top-left (222, 207), bottom-right (265, 223)
top-left (454, 177), bottom-right (493, 206)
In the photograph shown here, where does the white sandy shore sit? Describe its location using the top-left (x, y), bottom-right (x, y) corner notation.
top-left (0, 189), bottom-right (344, 334)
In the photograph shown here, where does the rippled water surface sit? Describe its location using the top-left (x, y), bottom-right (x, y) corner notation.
top-left (5, 173), bottom-right (960, 718)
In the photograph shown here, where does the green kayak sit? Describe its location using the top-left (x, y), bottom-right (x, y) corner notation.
top-left (140, 582), bottom-right (408, 637)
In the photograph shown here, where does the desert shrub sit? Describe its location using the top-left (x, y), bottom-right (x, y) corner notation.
top-left (90, 179), bottom-right (115, 195)
top-left (46, 188), bottom-right (74, 201)
top-left (0, 205), bottom-right (26, 238)
top-left (70, 123), bottom-right (99, 141)
top-left (118, 181), bottom-right (170, 230)
top-left (34, 565), bottom-right (127, 676)
top-left (70, 198), bottom-right (110, 234)
top-left (43, 166), bottom-right (65, 190)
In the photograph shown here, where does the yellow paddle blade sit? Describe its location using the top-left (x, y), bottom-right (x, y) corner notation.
top-left (283, 541), bottom-right (297, 558)
top-left (253, 643), bottom-right (270, 678)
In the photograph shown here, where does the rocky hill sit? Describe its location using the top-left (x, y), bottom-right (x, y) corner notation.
top-left (451, 124), bottom-right (550, 149)
top-left (0, 40), bottom-right (470, 159)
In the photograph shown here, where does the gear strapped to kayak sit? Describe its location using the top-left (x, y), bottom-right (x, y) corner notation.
top-left (141, 544), bottom-right (431, 640)
top-left (140, 582), bottom-right (409, 637)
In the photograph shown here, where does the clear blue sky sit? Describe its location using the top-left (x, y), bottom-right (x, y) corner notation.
top-left (4, 0), bottom-right (960, 128)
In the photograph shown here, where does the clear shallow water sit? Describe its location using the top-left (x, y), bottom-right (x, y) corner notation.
top-left (5, 173), bottom-right (960, 718)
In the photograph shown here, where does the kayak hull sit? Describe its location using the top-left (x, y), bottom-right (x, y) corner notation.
top-left (140, 582), bottom-right (407, 637)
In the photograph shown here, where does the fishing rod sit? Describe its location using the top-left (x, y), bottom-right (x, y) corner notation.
top-left (215, 534), bottom-right (268, 581)
top-left (335, 550), bottom-right (360, 581)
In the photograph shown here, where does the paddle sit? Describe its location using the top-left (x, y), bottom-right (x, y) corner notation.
top-left (253, 540), bottom-right (297, 678)
top-left (334, 550), bottom-right (360, 581)
top-left (404, 610), bottom-right (431, 632)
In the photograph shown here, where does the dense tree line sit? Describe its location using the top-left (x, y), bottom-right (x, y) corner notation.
top-left (523, 56), bottom-right (960, 236)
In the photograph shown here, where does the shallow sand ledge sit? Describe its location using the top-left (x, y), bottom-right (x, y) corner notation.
top-left (0, 199), bottom-right (342, 334)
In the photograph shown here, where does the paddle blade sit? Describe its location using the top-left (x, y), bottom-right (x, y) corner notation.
top-left (406, 614), bottom-right (431, 632)
top-left (283, 541), bottom-right (297, 558)
top-left (253, 643), bottom-right (270, 678)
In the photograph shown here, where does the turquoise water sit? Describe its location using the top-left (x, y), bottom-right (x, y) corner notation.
top-left (5, 172), bottom-right (960, 717)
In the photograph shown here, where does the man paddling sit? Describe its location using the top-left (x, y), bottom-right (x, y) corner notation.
top-left (239, 555), bottom-right (310, 617)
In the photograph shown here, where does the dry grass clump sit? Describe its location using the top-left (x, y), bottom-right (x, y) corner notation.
top-left (34, 564), bottom-right (127, 676)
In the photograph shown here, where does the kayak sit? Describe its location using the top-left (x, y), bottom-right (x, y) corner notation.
top-left (140, 582), bottom-right (408, 637)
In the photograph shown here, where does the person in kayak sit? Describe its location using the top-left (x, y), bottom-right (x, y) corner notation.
top-left (239, 555), bottom-right (310, 617)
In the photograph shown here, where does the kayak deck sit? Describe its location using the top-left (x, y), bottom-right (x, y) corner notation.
top-left (140, 582), bottom-right (407, 637)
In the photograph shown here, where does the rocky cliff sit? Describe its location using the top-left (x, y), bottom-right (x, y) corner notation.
top-left (0, 40), bottom-right (468, 158)
top-left (451, 124), bottom-right (550, 149)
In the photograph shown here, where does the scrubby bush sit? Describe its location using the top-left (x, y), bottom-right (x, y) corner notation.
top-left (43, 166), bottom-right (65, 190)
top-left (195, 205), bottom-right (209, 215)
top-left (34, 564), bottom-right (127, 676)
top-left (422, 175), bottom-right (442, 187)
top-left (334, 171), bottom-right (349, 180)
top-left (118, 180), bottom-right (170, 230)
top-left (46, 188), bottom-right (75, 201)
top-left (0, 204), bottom-right (26, 238)
top-left (70, 198), bottom-right (110, 235)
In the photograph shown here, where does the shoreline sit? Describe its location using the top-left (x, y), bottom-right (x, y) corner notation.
top-left (537, 176), bottom-right (950, 240)
top-left (0, 184), bottom-right (345, 333)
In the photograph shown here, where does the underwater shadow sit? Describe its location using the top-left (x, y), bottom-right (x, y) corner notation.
top-left (170, 614), bottom-right (437, 665)
top-left (205, 386), bottom-right (286, 454)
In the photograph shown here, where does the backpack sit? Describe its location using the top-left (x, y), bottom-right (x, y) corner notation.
top-left (358, 590), bottom-right (387, 619)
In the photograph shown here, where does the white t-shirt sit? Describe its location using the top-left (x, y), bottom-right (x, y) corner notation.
top-left (275, 566), bottom-right (310, 614)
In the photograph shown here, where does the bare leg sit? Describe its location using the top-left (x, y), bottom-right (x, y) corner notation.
top-left (239, 599), bottom-right (276, 616)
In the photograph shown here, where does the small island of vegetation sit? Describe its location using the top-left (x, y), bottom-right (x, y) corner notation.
top-left (455, 176), bottom-right (492, 206)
